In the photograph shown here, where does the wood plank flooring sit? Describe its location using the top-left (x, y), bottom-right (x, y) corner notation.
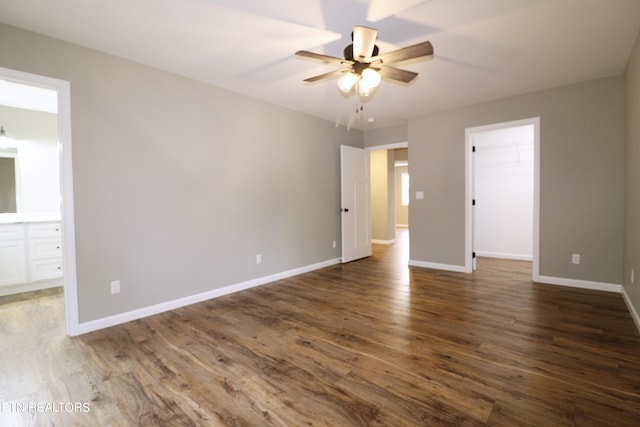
top-left (1, 229), bottom-right (639, 426)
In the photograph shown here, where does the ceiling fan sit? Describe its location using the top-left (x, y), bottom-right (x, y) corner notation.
top-left (296, 25), bottom-right (434, 97)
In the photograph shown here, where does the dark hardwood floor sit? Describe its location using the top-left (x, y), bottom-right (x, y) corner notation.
top-left (1, 229), bottom-right (639, 426)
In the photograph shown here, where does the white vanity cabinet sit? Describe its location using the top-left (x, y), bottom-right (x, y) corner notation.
top-left (0, 220), bottom-right (63, 293)
top-left (0, 224), bottom-right (27, 287)
top-left (27, 222), bottom-right (63, 282)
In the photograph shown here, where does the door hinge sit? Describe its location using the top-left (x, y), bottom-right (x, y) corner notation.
top-left (472, 146), bottom-right (476, 152)
top-left (472, 252), bottom-right (476, 259)
top-left (472, 199), bottom-right (476, 206)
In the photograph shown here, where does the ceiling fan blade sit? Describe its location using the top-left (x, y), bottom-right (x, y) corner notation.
top-left (303, 68), bottom-right (349, 83)
top-left (373, 41), bottom-right (433, 65)
top-left (377, 65), bottom-right (419, 84)
top-left (295, 50), bottom-right (348, 65)
top-left (353, 25), bottom-right (378, 63)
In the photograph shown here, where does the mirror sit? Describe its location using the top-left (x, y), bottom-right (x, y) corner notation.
top-left (0, 148), bottom-right (18, 213)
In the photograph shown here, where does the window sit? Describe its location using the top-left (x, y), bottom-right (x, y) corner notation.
top-left (401, 172), bottom-right (410, 206)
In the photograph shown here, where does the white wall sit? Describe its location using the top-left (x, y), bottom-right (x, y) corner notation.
top-left (0, 105), bottom-right (60, 214)
top-left (473, 125), bottom-right (534, 260)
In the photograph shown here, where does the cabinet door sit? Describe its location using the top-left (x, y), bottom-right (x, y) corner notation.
top-left (0, 240), bottom-right (27, 287)
top-left (0, 225), bottom-right (23, 241)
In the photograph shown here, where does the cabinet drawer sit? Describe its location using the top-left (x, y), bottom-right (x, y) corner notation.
top-left (30, 258), bottom-right (63, 282)
top-left (0, 224), bottom-right (25, 241)
top-left (30, 238), bottom-right (62, 259)
top-left (27, 222), bottom-right (62, 239)
top-left (0, 240), bottom-right (27, 287)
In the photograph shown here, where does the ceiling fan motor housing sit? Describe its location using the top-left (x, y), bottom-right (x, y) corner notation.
top-left (344, 44), bottom-right (379, 62)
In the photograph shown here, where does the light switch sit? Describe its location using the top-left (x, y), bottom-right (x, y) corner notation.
top-left (416, 191), bottom-right (424, 200)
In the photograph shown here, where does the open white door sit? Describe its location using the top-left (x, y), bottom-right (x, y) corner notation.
top-left (340, 145), bottom-right (371, 263)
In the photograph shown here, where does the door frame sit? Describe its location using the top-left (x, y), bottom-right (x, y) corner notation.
top-left (0, 66), bottom-right (80, 336)
top-left (465, 117), bottom-right (540, 279)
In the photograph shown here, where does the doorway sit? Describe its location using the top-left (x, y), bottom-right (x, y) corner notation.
top-left (0, 66), bottom-right (79, 336)
top-left (465, 118), bottom-right (540, 279)
top-left (368, 143), bottom-right (410, 261)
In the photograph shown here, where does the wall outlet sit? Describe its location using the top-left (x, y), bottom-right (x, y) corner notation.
top-left (110, 280), bottom-right (120, 295)
top-left (571, 253), bottom-right (580, 265)
top-left (332, 240), bottom-right (336, 249)
top-left (256, 254), bottom-right (262, 264)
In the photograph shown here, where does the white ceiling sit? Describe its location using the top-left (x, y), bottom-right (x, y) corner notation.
top-left (1, 0), bottom-right (639, 130)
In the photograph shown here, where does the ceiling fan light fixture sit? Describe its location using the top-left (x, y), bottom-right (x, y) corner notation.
top-left (358, 84), bottom-right (373, 97)
top-left (296, 25), bottom-right (434, 105)
top-left (360, 68), bottom-right (381, 90)
top-left (338, 72), bottom-right (359, 93)
top-left (355, 69), bottom-right (380, 97)
top-left (0, 126), bottom-right (14, 146)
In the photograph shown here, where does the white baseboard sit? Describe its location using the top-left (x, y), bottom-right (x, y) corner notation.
top-left (535, 275), bottom-right (622, 293)
top-left (372, 239), bottom-right (396, 245)
top-left (409, 259), bottom-right (471, 273)
top-left (475, 251), bottom-right (533, 261)
top-left (77, 258), bottom-right (341, 335)
top-left (407, 262), bottom-right (624, 294)
top-left (622, 286), bottom-right (640, 334)
top-left (0, 279), bottom-right (62, 297)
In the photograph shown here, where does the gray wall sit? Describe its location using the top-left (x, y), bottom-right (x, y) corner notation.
top-left (407, 76), bottom-right (625, 283)
top-left (624, 30), bottom-right (640, 317)
top-left (364, 123), bottom-right (407, 148)
top-left (0, 24), bottom-right (363, 323)
top-left (394, 148), bottom-right (408, 162)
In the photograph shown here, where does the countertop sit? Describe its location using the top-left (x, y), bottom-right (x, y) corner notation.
top-left (0, 213), bottom-right (62, 224)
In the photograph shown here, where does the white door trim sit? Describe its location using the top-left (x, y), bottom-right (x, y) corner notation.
top-left (0, 67), bottom-right (79, 336)
top-left (465, 117), bottom-right (540, 279)
top-left (365, 142), bottom-right (408, 151)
